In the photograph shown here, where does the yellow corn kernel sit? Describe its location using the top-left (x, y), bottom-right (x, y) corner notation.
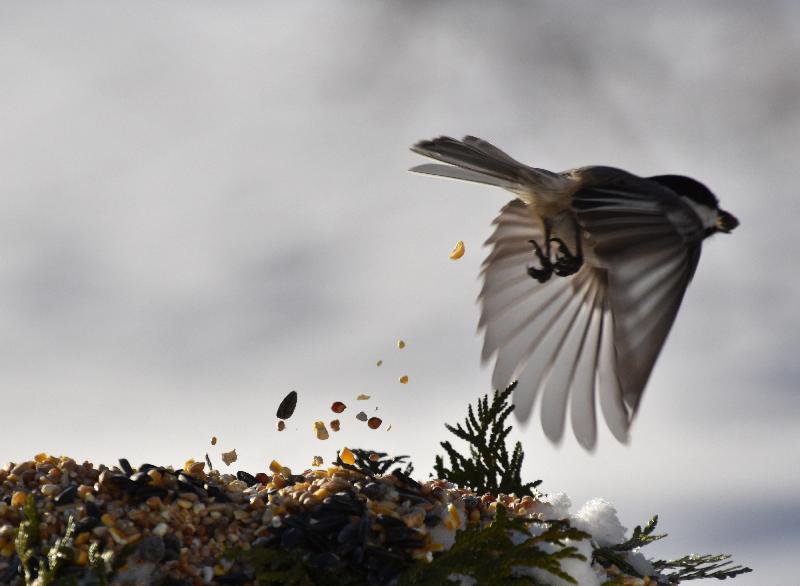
top-left (340, 448), bottom-right (355, 465)
top-left (312, 488), bottom-right (330, 500)
top-left (10, 491), bottom-right (26, 508)
top-left (147, 469), bottom-right (162, 485)
top-left (445, 503), bottom-right (461, 529)
top-left (75, 548), bottom-right (89, 566)
top-left (34, 453), bottom-right (49, 463)
top-left (449, 240), bottom-right (465, 259)
top-left (101, 513), bottom-right (115, 527)
top-left (74, 532), bottom-right (90, 546)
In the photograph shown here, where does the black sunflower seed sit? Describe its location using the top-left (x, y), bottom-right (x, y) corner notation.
top-left (236, 471), bottom-right (257, 486)
top-left (54, 485), bottom-right (77, 505)
top-left (276, 390), bottom-right (298, 419)
top-left (118, 458), bottom-right (134, 476)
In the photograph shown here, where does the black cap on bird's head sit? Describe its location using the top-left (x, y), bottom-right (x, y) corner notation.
top-left (648, 173), bottom-right (739, 235)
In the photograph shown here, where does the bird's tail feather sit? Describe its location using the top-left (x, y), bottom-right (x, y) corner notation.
top-left (410, 135), bottom-right (566, 195)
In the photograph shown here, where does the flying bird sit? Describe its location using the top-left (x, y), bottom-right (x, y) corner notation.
top-left (411, 136), bottom-right (738, 449)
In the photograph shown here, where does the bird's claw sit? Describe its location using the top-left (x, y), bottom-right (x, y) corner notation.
top-left (527, 239), bottom-right (553, 283)
top-left (550, 237), bottom-right (583, 277)
top-left (527, 237), bottom-right (583, 282)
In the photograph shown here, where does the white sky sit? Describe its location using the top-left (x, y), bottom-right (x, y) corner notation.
top-left (1, 2), bottom-right (799, 583)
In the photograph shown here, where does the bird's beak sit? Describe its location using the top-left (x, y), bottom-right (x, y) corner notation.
top-left (716, 209), bottom-right (739, 233)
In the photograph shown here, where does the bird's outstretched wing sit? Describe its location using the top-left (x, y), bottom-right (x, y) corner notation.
top-left (572, 176), bottom-right (704, 415)
top-left (481, 174), bottom-right (704, 448)
top-left (480, 200), bottom-right (617, 449)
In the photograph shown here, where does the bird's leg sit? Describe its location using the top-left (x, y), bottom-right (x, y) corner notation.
top-left (551, 220), bottom-right (584, 277)
top-left (527, 219), bottom-right (553, 283)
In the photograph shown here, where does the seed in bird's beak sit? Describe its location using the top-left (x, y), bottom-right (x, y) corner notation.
top-left (716, 209), bottom-right (739, 233)
top-left (449, 240), bottom-right (465, 260)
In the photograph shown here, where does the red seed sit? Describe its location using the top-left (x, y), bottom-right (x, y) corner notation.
top-left (330, 419), bottom-right (341, 432)
top-left (331, 401), bottom-right (346, 413)
top-left (367, 417), bottom-right (382, 430)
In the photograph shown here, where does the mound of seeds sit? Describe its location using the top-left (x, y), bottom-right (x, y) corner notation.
top-left (0, 455), bottom-right (643, 585)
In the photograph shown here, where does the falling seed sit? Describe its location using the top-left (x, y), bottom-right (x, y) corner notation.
top-left (355, 411), bottom-right (368, 422)
top-left (330, 419), bottom-right (341, 432)
top-left (449, 240), bottom-right (466, 260)
top-left (356, 394), bottom-right (370, 400)
top-left (367, 417), bottom-right (383, 430)
top-left (399, 375), bottom-right (409, 384)
top-left (397, 340), bottom-right (406, 349)
top-left (313, 420), bottom-right (330, 440)
top-left (277, 420), bottom-right (286, 432)
top-left (369, 453), bottom-right (380, 462)
top-left (221, 449), bottom-right (237, 466)
top-left (210, 436), bottom-right (217, 446)
top-left (340, 447), bottom-right (355, 465)
top-left (276, 390), bottom-right (298, 420)
top-left (331, 401), bottom-right (346, 413)
top-left (376, 360), bottom-right (383, 367)
top-left (387, 424), bottom-right (392, 431)
top-left (311, 456), bottom-right (323, 467)
top-left (205, 453), bottom-right (213, 470)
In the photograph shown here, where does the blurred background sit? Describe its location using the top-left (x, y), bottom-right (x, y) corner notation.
top-left (1, 2), bottom-right (798, 583)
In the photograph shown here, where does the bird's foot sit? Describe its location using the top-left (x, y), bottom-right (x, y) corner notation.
top-left (550, 237), bottom-right (583, 277)
top-left (527, 239), bottom-right (553, 283)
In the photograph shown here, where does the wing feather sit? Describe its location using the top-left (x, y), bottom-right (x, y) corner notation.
top-left (574, 183), bottom-right (704, 415)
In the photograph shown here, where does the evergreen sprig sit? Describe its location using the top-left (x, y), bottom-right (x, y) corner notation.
top-left (345, 449), bottom-right (414, 476)
top-left (399, 505), bottom-right (589, 585)
top-left (434, 382), bottom-right (541, 496)
top-left (14, 494), bottom-right (78, 586)
top-left (595, 515), bottom-right (752, 583)
top-left (654, 553), bottom-right (752, 581)
top-left (594, 515), bottom-right (665, 577)
top-left (227, 547), bottom-right (315, 585)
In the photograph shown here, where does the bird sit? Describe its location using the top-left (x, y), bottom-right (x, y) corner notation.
top-left (410, 135), bottom-right (738, 449)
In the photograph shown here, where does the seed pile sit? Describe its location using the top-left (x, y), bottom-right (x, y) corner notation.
top-left (0, 454), bottom-right (652, 585)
